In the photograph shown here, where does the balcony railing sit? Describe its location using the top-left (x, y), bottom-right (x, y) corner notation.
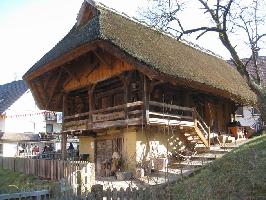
top-left (148, 101), bottom-right (194, 126)
top-left (64, 101), bottom-right (195, 130)
top-left (63, 100), bottom-right (210, 146)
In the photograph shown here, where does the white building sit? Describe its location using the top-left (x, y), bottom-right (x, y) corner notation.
top-left (235, 106), bottom-right (263, 131)
top-left (0, 80), bottom-right (62, 157)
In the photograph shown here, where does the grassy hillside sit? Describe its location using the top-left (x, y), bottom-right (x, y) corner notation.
top-left (0, 169), bottom-right (56, 194)
top-left (174, 134), bottom-right (266, 200)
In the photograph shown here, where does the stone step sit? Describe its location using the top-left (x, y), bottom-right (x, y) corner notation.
top-left (191, 154), bottom-right (217, 161)
top-left (187, 136), bottom-right (200, 140)
top-left (220, 146), bottom-right (236, 150)
top-left (172, 160), bottom-right (212, 168)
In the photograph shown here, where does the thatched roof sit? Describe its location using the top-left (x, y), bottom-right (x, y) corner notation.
top-left (0, 80), bottom-right (28, 114)
top-left (23, 0), bottom-right (256, 106)
top-left (0, 132), bottom-right (40, 142)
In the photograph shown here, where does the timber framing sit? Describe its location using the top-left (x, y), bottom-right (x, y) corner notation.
top-left (22, 0), bottom-right (256, 155)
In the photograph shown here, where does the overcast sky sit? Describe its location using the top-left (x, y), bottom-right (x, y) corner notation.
top-left (0, 0), bottom-right (264, 85)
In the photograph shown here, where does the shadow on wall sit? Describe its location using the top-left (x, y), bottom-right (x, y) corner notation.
top-left (135, 126), bottom-right (192, 169)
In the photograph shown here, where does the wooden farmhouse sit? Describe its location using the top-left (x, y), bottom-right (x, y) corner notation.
top-left (23, 1), bottom-right (256, 174)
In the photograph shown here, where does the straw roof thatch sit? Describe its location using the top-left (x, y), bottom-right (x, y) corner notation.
top-left (23, 1), bottom-right (257, 107)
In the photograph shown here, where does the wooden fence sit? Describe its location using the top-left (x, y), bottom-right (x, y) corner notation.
top-left (82, 183), bottom-right (174, 200)
top-left (0, 157), bottom-right (95, 194)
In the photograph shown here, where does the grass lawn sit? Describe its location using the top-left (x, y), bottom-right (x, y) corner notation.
top-left (173, 134), bottom-right (266, 200)
top-left (0, 169), bottom-right (57, 194)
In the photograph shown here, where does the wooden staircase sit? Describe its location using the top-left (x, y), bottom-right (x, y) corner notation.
top-left (147, 101), bottom-right (210, 149)
top-left (179, 109), bottom-right (211, 151)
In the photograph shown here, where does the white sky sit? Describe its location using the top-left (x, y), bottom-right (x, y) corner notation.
top-left (0, 0), bottom-right (265, 85)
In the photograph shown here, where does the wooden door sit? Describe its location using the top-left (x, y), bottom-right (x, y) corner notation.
top-left (95, 138), bottom-right (123, 175)
top-left (96, 140), bottom-right (113, 174)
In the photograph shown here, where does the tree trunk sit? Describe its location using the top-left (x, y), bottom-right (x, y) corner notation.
top-left (257, 88), bottom-right (266, 123)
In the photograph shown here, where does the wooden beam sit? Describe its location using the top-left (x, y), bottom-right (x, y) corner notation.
top-left (118, 73), bottom-right (132, 120)
top-left (150, 79), bottom-right (164, 92)
top-left (45, 69), bottom-right (63, 110)
top-left (62, 66), bottom-right (80, 83)
top-left (88, 84), bottom-right (96, 124)
top-left (93, 48), bottom-right (112, 68)
top-left (24, 41), bottom-right (98, 81)
top-left (61, 93), bottom-right (69, 159)
top-left (43, 72), bottom-right (55, 90)
top-left (85, 62), bottom-right (99, 78)
top-left (143, 75), bottom-right (150, 124)
top-left (37, 77), bottom-right (48, 103)
top-left (28, 81), bottom-right (44, 109)
top-left (149, 101), bottom-right (194, 112)
top-left (61, 132), bottom-right (67, 160)
top-left (92, 118), bottom-right (142, 130)
top-left (56, 92), bottom-right (63, 111)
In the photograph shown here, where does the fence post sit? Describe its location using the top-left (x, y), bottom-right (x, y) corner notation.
top-left (91, 184), bottom-right (103, 199)
top-left (208, 126), bottom-right (211, 147)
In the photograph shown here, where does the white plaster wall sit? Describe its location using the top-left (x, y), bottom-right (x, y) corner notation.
top-left (236, 106), bottom-right (260, 127)
top-left (53, 122), bottom-right (62, 133)
top-left (0, 118), bottom-right (5, 132)
top-left (4, 90), bottom-right (46, 134)
top-left (47, 121), bottom-right (62, 133)
top-left (3, 143), bottom-right (17, 157)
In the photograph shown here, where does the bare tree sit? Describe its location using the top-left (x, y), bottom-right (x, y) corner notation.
top-left (141, 0), bottom-right (266, 122)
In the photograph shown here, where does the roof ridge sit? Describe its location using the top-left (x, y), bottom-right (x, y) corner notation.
top-left (94, 1), bottom-right (224, 59)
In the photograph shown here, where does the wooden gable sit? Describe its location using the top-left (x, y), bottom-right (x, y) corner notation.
top-left (76, 0), bottom-right (98, 27)
top-left (63, 49), bottom-right (134, 91)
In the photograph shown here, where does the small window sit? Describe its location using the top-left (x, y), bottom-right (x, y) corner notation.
top-left (235, 107), bottom-right (244, 117)
top-left (252, 107), bottom-right (260, 116)
top-left (46, 124), bottom-right (53, 133)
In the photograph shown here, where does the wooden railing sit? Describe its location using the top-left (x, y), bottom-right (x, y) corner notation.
top-left (193, 109), bottom-right (211, 147)
top-left (63, 101), bottom-right (210, 147)
top-left (63, 101), bottom-right (143, 131)
top-left (148, 101), bottom-right (194, 126)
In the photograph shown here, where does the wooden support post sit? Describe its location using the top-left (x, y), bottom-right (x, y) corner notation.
top-left (143, 75), bottom-right (150, 124)
top-left (88, 84), bottom-right (96, 125)
top-left (61, 132), bottom-right (67, 160)
top-left (192, 107), bottom-right (197, 127)
top-left (93, 48), bottom-right (112, 68)
top-left (208, 126), bottom-right (211, 147)
top-left (45, 69), bottom-right (63, 110)
top-left (61, 93), bottom-right (68, 160)
top-left (62, 93), bottom-right (68, 117)
top-left (124, 79), bottom-right (128, 120)
top-left (119, 73), bottom-right (131, 120)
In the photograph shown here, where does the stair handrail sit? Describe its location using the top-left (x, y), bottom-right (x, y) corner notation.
top-left (193, 108), bottom-right (211, 146)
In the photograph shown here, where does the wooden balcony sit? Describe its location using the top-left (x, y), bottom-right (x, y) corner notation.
top-left (63, 100), bottom-right (210, 147)
top-left (63, 101), bottom-right (143, 131)
top-left (63, 101), bottom-right (196, 130)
